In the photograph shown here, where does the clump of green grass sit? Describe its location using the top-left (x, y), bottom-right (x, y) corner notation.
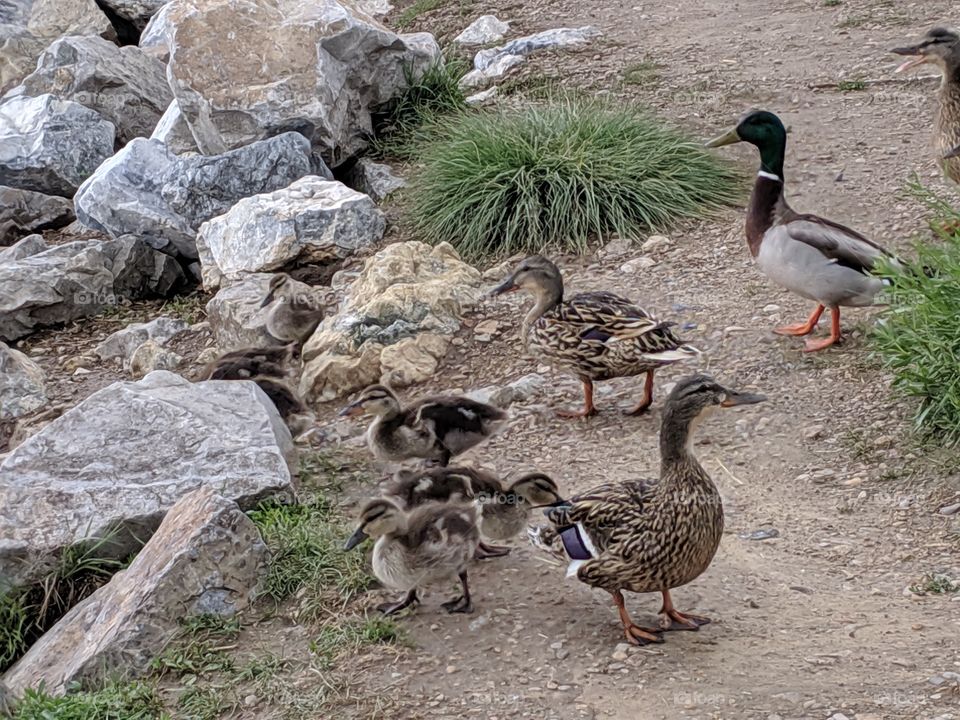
top-left (837, 78), bottom-right (867, 92)
top-left (1, 534), bottom-right (127, 672)
top-left (823, 0), bottom-right (841, 7)
top-left (160, 292), bottom-right (207, 325)
top-left (909, 573), bottom-right (959, 595)
top-left (622, 60), bottom-right (661, 87)
top-left (410, 97), bottom-right (743, 260)
top-left (10, 681), bottom-right (165, 720)
top-left (152, 615), bottom-right (241, 677)
top-left (395, 0), bottom-right (443, 29)
top-left (372, 58), bottom-right (468, 160)
top-left (871, 186), bottom-right (960, 443)
top-left (248, 501), bottom-right (371, 619)
top-left (310, 617), bottom-right (406, 669)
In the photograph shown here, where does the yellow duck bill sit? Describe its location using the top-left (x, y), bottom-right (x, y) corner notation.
top-left (705, 127), bottom-right (742, 148)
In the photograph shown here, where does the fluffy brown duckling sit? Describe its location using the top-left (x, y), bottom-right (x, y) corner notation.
top-left (385, 467), bottom-right (564, 558)
top-left (892, 27), bottom-right (960, 184)
top-left (344, 497), bottom-right (480, 615)
top-left (339, 385), bottom-right (508, 466)
top-left (260, 273), bottom-right (325, 349)
top-left (198, 345), bottom-right (295, 381)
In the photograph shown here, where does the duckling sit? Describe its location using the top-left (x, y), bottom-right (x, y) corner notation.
top-left (491, 256), bottom-right (699, 417)
top-left (707, 110), bottom-right (904, 351)
top-left (892, 27), bottom-right (960, 184)
top-left (198, 344), bottom-right (295, 381)
top-left (344, 497), bottom-right (480, 615)
top-left (260, 273), bottom-right (324, 349)
top-left (529, 374), bottom-right (765, 645)
top-left (385, 467), bottom-right (564, 558)
top-left (251, 376), bottom-right (316, 437)
top-left (339, 385), bottom-right (508, 466)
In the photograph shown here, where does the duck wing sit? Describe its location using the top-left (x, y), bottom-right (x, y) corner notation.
top-left (413, 397), bottom-right (507, 436)
top-left (558, 292), bottom-right (693, 355)
top-left (384, 467), bottom-right (483, 507)
top-left (783, 213), bottom-right (899, 275)
top-left (545, 480), bottom-right (655, 557)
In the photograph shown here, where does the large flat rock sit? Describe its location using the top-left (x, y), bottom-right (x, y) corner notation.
top-left (0, 371), bottom-right (295, 590)
top-left (11, 35), bottom-right (172, 144)
top-left (3, 487), bottom-right (269, 696)
top-left (164, 0), bottom-right (439, 164)
top-left (0, 236), bottom-right (185, 343)
top-left (74, 133), bottom-right (313, 260)
top-left (196, 176), bottom-right (384, 290)
top-left (0, 94), bottom-right (115, 197)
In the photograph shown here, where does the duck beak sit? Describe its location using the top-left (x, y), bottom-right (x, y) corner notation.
top-left (343, 527), bottom-right (368, 551)
top-left (338, 401), bottom-right (365, 417)
top-left (259, 290), bottom-right (276, 309)
top-left (720, 390), bottom-right (767, 407)
top-left (488, 276), bottom-right (519, 297)
top-left (890, 44), bottom-right (928, 73)
top-left (705, 127), bottom-right (742, 148)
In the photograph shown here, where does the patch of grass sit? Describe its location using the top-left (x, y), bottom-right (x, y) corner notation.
top-left (622, 60), bottom-right (661, 87)
top-left (372, 58), bottom-right (468, 160)
top-left (822, 0), bottom-right (841, 6)
top-left (1, 533), bottom-right (127, 672)
top-left (909, 573), bottom-right (959, 595)
top-left (160, 292), bottom-right (207, 325)
top-left (248, 501), bottom-right (371, 620)
top-left (410, 96), bottom-right (743, 260)
top-left (395, 0), bottom-right (443, 29)
top-left (310, 617), bottom-right (406, 669)
top-left (837, 14), bottom-right (867, 28)
top-left (871, 185), bottom-right (960, 443)
top-left (10, 681), bottom-right (166, 720)
top-left (152, 615), bottom-right (241, 677)
top-left (837, 78), bottom-right (866, 92)
top-left (175, 686), bottom-right (225, 720)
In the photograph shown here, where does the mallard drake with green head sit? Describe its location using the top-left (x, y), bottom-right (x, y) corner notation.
top-left (892, 27), bottom-right (960, 184)
top-left (344, 497), bottom-right (480, 615)
top-left (490, 256), bottom-right (699, 417)
top-left (529, 374), bottom-right (765, 645)
top-left (706, 110), bottom-right (903, 351)
top-left (339, 385), bottom-right (508, 466)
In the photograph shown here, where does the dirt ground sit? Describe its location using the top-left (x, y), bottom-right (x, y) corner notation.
top-left (8, 0), bottom-right (960, 718)
top-left (358, 1), bottom-right (960, 718)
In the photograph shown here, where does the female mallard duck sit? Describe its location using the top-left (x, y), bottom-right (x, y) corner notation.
top-left (260, 273), bottom-right (324, 348)
top-left (344, 497), bottom-right (480, 615)
top-left (529, 374), bottom-right (765, 645)
top-left (490, 256), bottom-right (699, 418)
top-left (707, 110), bottom-right (903, 351)
top-left (386, 467), bottom-right (564, 558)
top-left (892, 27), bottom-right (960, 184)
top-left (339, 385), bottom-right (508, 466)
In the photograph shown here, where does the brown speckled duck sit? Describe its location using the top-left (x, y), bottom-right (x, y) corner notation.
top-left (892, 27), bottom-right (960, 184)
top-left (491, 256), bottom-right (699, 418)
top-left (529, 374), bottom-right (765, 646)
top-left (339, 385), bottom-right (508, 466)
top-left (344, 497), bottom-right (480, 615)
